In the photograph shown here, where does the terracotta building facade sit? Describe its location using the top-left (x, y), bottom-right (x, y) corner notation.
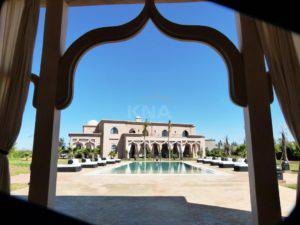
top-left (69, 117), bottom-right (206, 159)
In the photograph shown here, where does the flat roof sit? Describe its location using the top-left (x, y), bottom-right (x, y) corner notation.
top-left (98, 119), bottom-right (195, 127)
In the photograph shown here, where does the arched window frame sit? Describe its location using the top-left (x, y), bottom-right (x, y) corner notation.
top-left (162, 130), bottom-right (168, 137)
top-left (110, 127), bottom-right (118, 134)
top-left (129, 128), bottom-right (136, 133)
top-left (111, 144), bottom-right (117, 151)
top-left (182, 130), bottom-right (189, 137)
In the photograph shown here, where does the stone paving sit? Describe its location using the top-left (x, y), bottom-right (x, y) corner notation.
top-left (13, 161), bottom-right (297, 225)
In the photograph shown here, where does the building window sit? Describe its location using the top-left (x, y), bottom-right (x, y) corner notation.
top-left (182, 130), bottom-right (189, 137)
top-left (111, 144), bottom-right (117, 151)
top-left (86, 142), bottom-right (94, 149)
top-left (129, 128), bottom-right (136, 133)
top-left (76, 142), bottom-right (83, 149)
top-left (162, 130), bottom-right (168, 137)
top-left (110, 127), bottom-right (118, 134)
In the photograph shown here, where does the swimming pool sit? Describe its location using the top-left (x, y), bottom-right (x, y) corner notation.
top-left (102, 162), bottom-right (214, 174)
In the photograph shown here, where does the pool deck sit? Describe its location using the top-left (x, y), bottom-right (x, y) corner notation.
top-left (13, 161), bottom-right (297, 225)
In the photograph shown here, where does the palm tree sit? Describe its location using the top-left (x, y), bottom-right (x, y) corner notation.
top-left (167, 120), bottom-right (172, 160)
top-left (224, 136), bottom-right (231, 156)
top-left (142, 119), bottom-right (149, 160)
top-left (281, 129), bottom-right (290, 170)
top-left (217, 140), bottom-right (223, 149)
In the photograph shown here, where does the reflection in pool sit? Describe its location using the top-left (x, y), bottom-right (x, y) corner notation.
top-left (105, 162), bottom-right (213, 174)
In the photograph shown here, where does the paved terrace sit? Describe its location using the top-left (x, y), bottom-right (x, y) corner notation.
top-left (13, 161), bottom-right (297, 225)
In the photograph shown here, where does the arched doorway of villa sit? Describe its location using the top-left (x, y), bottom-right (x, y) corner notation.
top-left (172, 143), bottom-right (180, 158)
top-left (86, 142), bottom-right (94, 149)
top-left (152, 143), bottom-right (159, 158)
top-left (129, 143), bottom-right (136, 158)
top-left (75, 142), bottom-right (83, 149)
top-left (183, 144), bottom-right (192, 158)
top-left (161, 143), bottom-right (169, 158)
top-left (140, 143), bottom-right (150, 158)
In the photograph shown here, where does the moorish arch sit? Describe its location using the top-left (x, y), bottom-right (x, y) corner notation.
top-left (75, 142), bottom-right (83, 149)
top-left (182, 130), bottom-right (189, 138)
top-left (172, 143), bottom-right (180, 158)
top-left (28, 1), bottom-right (283, 222)
top-left (161, 143), bottom-right (169, 158)
top-left (129, 128), bottom-right (136, 134)
top-left (54, 0), bottom-right (247, 110)
top-left (152, 143), bottom-right (160, 158)
top-left (85, 142), bottom-right (95, 149)
top-left (183, 144), bottom-right (192, 158)
top-left (129, 142), bottom-right (138, 158)
top-left (140, 142), bottom-right (151, 157)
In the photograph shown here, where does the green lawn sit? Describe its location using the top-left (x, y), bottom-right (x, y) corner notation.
top-left (9, 158), bottom-right (69, 176)
top-left (9, 158), bottom-right (31, 176)
top-left (277, 160), bottom-right (299, 172)
top-left (285, 183), bottom-right (297, 190)
top-left (11, 183), bottom-right (29, 191)
top-left (58, 158), bottom-right (68, 164)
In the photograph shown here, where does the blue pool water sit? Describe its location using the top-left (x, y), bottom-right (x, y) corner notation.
top-left (105, 162), bottom-right (213, 174)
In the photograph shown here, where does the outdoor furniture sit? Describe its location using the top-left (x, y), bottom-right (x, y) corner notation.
top-left (219, 158), bottom-right (246, 169)
top-left (218, 158), bottom-right (235, 168)
top-left (81, 158), bottom-right (98, 168)
top-left (104, 158), bottom-right (116, 164)
top-left (210, 157), bottom-right (222, 166)
top-left (196, 157), bottom-right (204, 163)
top-left (276, 166), bottom-right (284, 180)
top-left (114, 158), bottom-right (121, 163)
top-left (95, 157), bottom-right (106, 166)
top-left (57, 158), bottom-right (82, 172)
top-left (233, 161), bottom-right (248, 171)
top-left (201, 157), bottom-right (213, 164)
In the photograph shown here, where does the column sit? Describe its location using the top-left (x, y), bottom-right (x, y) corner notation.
top-left (237, 14), bottom-right (281, 225)
top-left (158, 144), bottom-right (162, 159)
top-left (28, 0), bottom-right (68, 207)
top-left (202, 147), bottom-right (206, 158)
top-left (179, 144), bottom-right (184, 159)
top-left (192, 144), bottom-right (196, 158)
top-left (126, 143), bottom-right (130, 159)
top-left (135, 143), bottom-right (140, 158)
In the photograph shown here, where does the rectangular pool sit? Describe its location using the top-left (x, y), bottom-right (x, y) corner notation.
top-left (102, 162), bottom-right (214, 174)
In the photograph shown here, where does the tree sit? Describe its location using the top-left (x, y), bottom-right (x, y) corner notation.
top-left (109, 150), bottom-right (117, 158)
top-left (58, 138), bottom-right (66, 158)
top-left (59, 138), bottom-right (65, 149)
top-left (167, 120), bottom-right (172, 160)
top-left (235, 144), bottom-right (247, 158)
top-left (217, 140), bottom-right (223, 149)
top-left (280, 129), bottom-right (290, 170)
top-left (142, 119), bottom-right (149, 160)
top-left (224, 136), bottom-right (231, 156)
top-left (94, 147), bottom-right (103, 157)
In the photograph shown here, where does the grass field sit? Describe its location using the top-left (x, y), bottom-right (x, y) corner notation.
top-left (285, 183), bottom-right (297, 190)
top-left (11, 183), bottom-right (29, 191)
top-left (277, 160), bottom-right (299, 172)
top-left (9, 158), bottom-right (31, 176)
top-left (9, 158), bottom-right (69, 176)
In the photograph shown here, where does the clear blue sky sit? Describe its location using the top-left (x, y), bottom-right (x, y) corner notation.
top-left (16, 2), bottom-right (291, 149)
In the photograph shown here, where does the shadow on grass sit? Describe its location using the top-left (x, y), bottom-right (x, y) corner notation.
top-left (49, 196), bottom-right (253, 225)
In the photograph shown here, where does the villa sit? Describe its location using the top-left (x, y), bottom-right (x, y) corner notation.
top-left (69, 117), bottom-right (206, 159)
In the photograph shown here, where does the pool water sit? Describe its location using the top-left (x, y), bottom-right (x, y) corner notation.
top-left (106, 162), bottom-right (213, 174)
